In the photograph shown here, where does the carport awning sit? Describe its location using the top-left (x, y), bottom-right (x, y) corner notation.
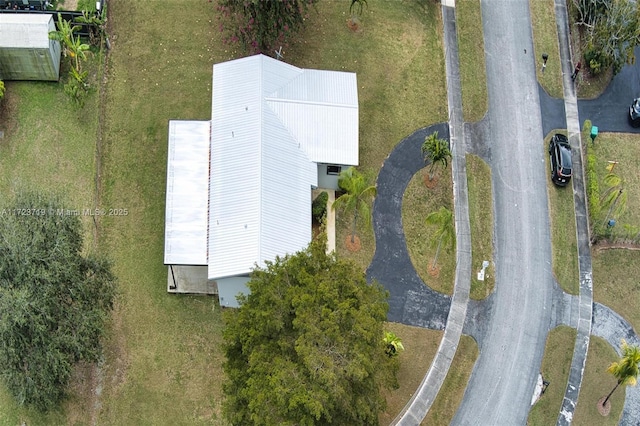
top-left (164, 120), bottom-right (210, 265)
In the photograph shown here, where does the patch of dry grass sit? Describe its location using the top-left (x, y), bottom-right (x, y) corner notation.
top-left (592, 248), bottom-right (640, 333)
top-left (421, 335), bottom-right (478, 425)
top-left (403, 168), bottom-right (455, 295)
top-left (457, 0), bottom-right (488, 122)
top-left (379, 324), bottom-right (443, 424)
top-left (467, 154), bottom-right (494, 299)
top-left (530, 0), bottom-right (564, 99)
top-left (572, 336), bottom-right (625, 425)
top-left (588, 133), bottom-right (640, 230)
top-left (528, 326), bottom-right (576, 425)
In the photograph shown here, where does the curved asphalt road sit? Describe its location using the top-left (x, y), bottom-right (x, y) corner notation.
top-left (452, 0), bottom-right (556, 423)
top-left (366, 124), bottom-right (451, 330)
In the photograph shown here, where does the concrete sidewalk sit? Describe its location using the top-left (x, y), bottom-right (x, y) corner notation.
top-left (387, 4), bottom-right (472, 423)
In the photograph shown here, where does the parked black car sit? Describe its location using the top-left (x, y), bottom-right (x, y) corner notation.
top-left (629, 98), bottom-right (640, 127)
top-left (549, 134), bottom-right (572, 186)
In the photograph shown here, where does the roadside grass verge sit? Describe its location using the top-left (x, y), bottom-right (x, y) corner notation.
top-left (545, 131), bottom-right (579, 294)
top-left (466, 154), bottom-right (494, 299)
top-left (286, 0), bottom-right (448, 270)
top-left (457, 0), bottom-right (488, 122)
top-left (379, 325), bottom-right (443, 425)
top-left (403, 168), bottom-right (455, 295)
top-left (421, 335), bottom-right (478, 425)
top-left (528, 326), bottom-right (576, 425)
top-left (572, 336), bottom-right (625, 425)
top-left (529, 0), bottom-right (563, 99)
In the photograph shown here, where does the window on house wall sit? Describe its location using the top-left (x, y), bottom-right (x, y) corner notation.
top-left (327, 165), bottom-right (341, 175)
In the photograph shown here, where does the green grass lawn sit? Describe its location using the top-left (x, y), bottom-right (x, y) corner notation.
top-left (588, 133), bottom-right (640, 232)
top-left (466, 154), bottom-right (494, 299)
top-left (529, 0), bottom-right (563, 99)
top-left (456, 0), bottom-right (488, 122)
top-left (528, 326), bottom-right (576, 425)
top-left (572, 336), bottom-right (625, 425)
top-left (379, 325), bottom-right (443, 425)
top-left (421, 335), bottom-right (478, 425)
top-left (403, 168), bottom-right (455, 295)
top-left (545, 131), bottom-right (579, 295)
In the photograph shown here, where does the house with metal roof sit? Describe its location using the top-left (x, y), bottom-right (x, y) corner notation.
top-left (0, 14), bottom-right (61, 81)
top-left (165, 54), bottom-right (358, 307)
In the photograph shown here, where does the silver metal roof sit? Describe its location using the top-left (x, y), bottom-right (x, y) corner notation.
top-left (208, 55), bottom-right (358, 280)
top-left (164, 120), bottom-right (210, 265)
top-left (0, 14), bottom-right (55, 49)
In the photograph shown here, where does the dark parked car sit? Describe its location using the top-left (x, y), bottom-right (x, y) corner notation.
top-left (549, 134), bottom-right (572, 186)
top-left (629, 98), bottom-right (640, 127)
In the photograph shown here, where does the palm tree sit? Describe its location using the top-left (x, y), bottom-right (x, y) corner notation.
top-left (49, 13), bottom-right (90, 73)
top-left (425, 206), bottom-right (455, 270)
top-left (383, 331), bottom-right (404, 358)
top-left (601, 339), bottom-right (640, 409)
top-left (332, 167), bottom-right (377, 244)
top-left (422, 131), bottom-right (451, 181)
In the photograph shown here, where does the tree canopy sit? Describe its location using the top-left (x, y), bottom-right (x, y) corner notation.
top-left (0, 191), bottom-right (116, 411)
top-left (422, 131), bottom-right (452, 180)
top-left (574, 0), bottom-right (640, 75)
top-left (602, 339), bottom-right (640, 407)
top-left (332, 167), bottom-right (377, 244)
top-left (222, 236), bottom-right (396, 425)
top-left (216, 0), bottom-right (318, 54)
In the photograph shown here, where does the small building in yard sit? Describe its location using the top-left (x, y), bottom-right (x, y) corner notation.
top-left (164, 54), bottom-right (359, 307)
top-left (0, 14), bottom-right (61, 81)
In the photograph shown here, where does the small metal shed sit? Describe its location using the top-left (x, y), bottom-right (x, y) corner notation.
top-left (0, 14), bottom-right (61, 81)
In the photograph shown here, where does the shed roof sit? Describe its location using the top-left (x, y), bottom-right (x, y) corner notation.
top-left (0, 14), bottom-right (55, 49)
top-left (164, 120), bottom-right (211, 265)
top-left (208, 55), bottom-right (358, 280)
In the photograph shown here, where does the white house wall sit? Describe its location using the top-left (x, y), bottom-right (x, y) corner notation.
top-left (217, 276), bottom-right (251, 308)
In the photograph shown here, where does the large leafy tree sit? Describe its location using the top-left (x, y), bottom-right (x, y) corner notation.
top-left (332, 167), bottom-right (377, 244)
top-left (575, 0), bottom-right (640, 75)
top-left (602, 339), bottom-right (640, 408)
top-left (422, 131), bottom-right (452, 181)
top-left (217, 0), bottom-right (318, 54)
top-left (0, 191), bottom-right (116, 411)
top-left (222, 236), bottom-right (396, 425)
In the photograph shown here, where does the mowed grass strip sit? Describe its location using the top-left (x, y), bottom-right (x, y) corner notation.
top-left (466, 154), bottom-right (494, 299)
top-left (572, 336), bottom-right (625, 425)
top-left (285, 0), bottom-right (448, 270)
top-left (529, 0), bottom-right (563, 99)
top-left (403, 168), bottom-right (455, 295)
top-left (421, 335), bottom-right (478, 425)
top-left (545, 131), bottom-right (579, 294)
top-left (456, 0), bottom-right (488, 123)
top-left (528, 326), bottom-right (576, 426)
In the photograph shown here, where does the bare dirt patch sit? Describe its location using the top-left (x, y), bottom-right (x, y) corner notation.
top-left (345, 234), bottom-right (361, 252)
